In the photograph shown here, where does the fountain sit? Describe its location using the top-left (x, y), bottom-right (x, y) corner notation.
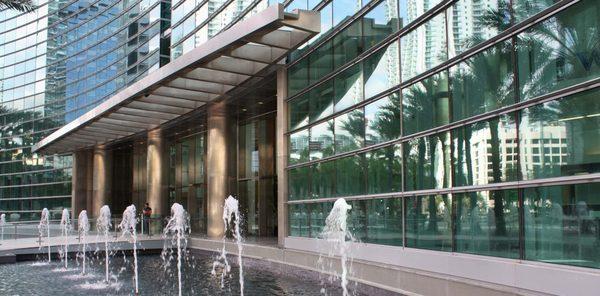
top-left (119, 204), bottom-right (139, 294)
top-left (78, 210), bottom-right (90, 274)
top-left (60, 208), bottom-right (72, 269)
top-left (0, 213), bottom-right (5, 241)
top-left (38, 208), bottom-right (51, 262)
top-left (163, 203), bottom-right (190, 296)
top-left (96, 205), bottom-right (112, 283)
top-left (319, 198), bottom-right (354, 296)
top-left (212, 195), bottom-right (244, 295)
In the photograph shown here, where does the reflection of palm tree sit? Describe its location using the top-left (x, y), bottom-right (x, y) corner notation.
top-left (0, 0), bottom-right (34, 12)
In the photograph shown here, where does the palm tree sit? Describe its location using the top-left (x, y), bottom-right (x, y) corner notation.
top-left (0, 0), bottom-right (34, 12)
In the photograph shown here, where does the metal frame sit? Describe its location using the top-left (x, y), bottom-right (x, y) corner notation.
top-left (33, 4), bottom-right (320, 154)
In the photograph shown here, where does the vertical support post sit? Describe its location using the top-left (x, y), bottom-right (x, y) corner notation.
top-left (276, 68), bottom-right (289, 248)
top-left (92, 146), bottom-right (112, 218)
top-left (72, 149), bottom-right (93, 219)
top-left (207, 101), bottom-right (229, 239)
top-left (147, 129), bottom-right (167, 217)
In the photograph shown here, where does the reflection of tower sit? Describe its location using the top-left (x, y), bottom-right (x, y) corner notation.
top-left (448, 0), bottom-right (500, 55)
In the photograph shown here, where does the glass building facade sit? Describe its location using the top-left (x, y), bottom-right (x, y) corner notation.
top-left (0, 0), bottom-right (170, 220)
top-left (286, 0), bottom-right (600, 270)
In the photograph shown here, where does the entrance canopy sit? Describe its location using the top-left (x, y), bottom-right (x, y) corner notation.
top-left (33, 5), bottom-right (319, 154)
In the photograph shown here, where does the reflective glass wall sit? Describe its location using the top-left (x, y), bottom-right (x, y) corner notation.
top-left (286, 0), bottom-right (600, 269)
top-left (0, 0), bottom-right (170, 221)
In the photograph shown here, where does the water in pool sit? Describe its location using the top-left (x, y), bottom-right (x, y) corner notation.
top-left (0, 253), bottom-right (354, 295)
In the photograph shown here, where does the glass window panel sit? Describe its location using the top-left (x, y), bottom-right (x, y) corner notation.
top-left (288, 93), bottom-right (309, 130)
top-left (517, 0), bottom-right (600, 101)
top-left (309, 40), bottom-right (333, 83)
top-left (402, 71), bottom-right (449, 136)
top-left (311, 161), bottom-right (335, 199)
top-left (451, 41), bottom-right (514, 122)
top-left (309, 80), bottom-right (334, 123)
top-left (365, 198), bottom-right (403, 246)
top-left (404, 132), bottom-right (451, 191)
top-left (289, 129), bottom-right (309, 165)
top-left (453, 114), bottom-right (518, 187)
top-left (288, 166), bottom-right (310, 200)
top-left (335, 109), bottom-right (364, 153)
top-left (309, 120), bottom-right (334, 160)
top-left (333, 0), bottom-right (361, 26)
top-left (399, 0), bottom-right (443, 27)
top-left (400, 12), bottom-right (447, 81)
top-left (524, 183), bottom-right (600, 269)
top-left (519, 89), bottom-right (600, 180)
top-left (365, 93), bottom-right (401, 146)
top-left (405, 194), bottom-right (452, 251)
top-left (513, 0), bottom-right (556, 23)
top-left (336, 154), bottom-right (365, 196)
top-left (349, 199), bottom-right (367, 240)
top-left (454, 189), bottom-right (520, 258)
top-left (366, 144), bottom-right (402, 194)
top-left (334, 64), bottom-right (363, 112)
top-left (364, 42), bottom-right (400, 99)
top-left (310, 202), bottom-right (334, 237)
top-left (363, 1), bottom-right (399, 50)
top-left (289, 204), bottom-right (310, 237)
top-left (288, 59), bottom-right (308, 97)
top-left (333, 20), bottom-right (363, 68)
top-left (447, 0), bottom-right (510, 56)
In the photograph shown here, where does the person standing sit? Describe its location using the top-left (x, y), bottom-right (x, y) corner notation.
top-left (143, 203), bottom-right (152, 236)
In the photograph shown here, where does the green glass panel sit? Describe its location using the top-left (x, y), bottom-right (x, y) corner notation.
top-left (366, 144), bottom-right (402, 194)
top-left (309, 120), bottom-right (334, 161)
top-left (288, 58), bottom-right (308, 97)
top-left (349, 200), bottom-right (367, 240)
top-left (453, 114), bottom-right (519, 187)
top-left (404, 132), bottom-right (451, 191)
top-left (336, 154), bottom-right (365, 196)
top-left (335, 109), bottom-right (364, 153)
top-left (519, 89), bottom-right (600, 180)
top-left (288, 93), bottom-right (309, 130)
top-left (364, 42), bottom-right (400, 99)
top-left (311, 161), bottom-right (336, 199)
top-left (405, 194), bottom-right (452, 251)
top-left (400, 12), bottom-right (447, 81)
top-left (289, 129), bottom-right (309, 165)
top-left (309, 80), bottom-right (334, 123)
top-left (402, 71), bottom-right (449, 136)
top-left (334, 64), bottom-right (364, 112)
top-left (513, 0), bottom-right (557, 23)
top-left (451, 41), bottom-right (514, 122)
top-left (333, 20), bottom-right (363, 68)
top-left (310, 202), bottom-right (334, 237)
top-left (524, 183), bottom-right (600, 268)
top-left (517, 0), bottom-right (600, 100)
top-left (365, 198), bottom-right (403, 246)
top-left (288, 166), bottom-right (310, 201)
top-left (365, 93), bottom-right (401, 145)
top-left (309, 40), bottom-right (333, 83)
top-left (289, 204), bottom-right (310, 237)
top-left (363, 1), bottom-right (399, 50)
top-left (454, 190), bottom-right (520, 258)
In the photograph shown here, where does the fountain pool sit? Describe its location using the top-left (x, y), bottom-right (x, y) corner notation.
top-left (0, 254), bottom-right (359, 295)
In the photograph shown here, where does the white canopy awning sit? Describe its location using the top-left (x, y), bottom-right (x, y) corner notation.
top-left (33, 4), bottom-right (319, 154)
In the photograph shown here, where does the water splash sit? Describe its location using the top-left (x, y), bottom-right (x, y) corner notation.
top-left (163, 203), bottom-right (190, 296)
top-left (96, 205), bottom-right (112, 283)
top-left (212, 195), bottom-right (244, 295)
top-left (0, 213), bottom-right (6, 241)
top-left (39, 208), bottom-right (51, 262)
top-left (119, 204), bottom-right (139, 294)
top-left (60, 208), bottom-right (72, 269)
top-left (318, 198), bottom-right (354, 296)
top-left (78, 210), bottom-right (90, 274)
